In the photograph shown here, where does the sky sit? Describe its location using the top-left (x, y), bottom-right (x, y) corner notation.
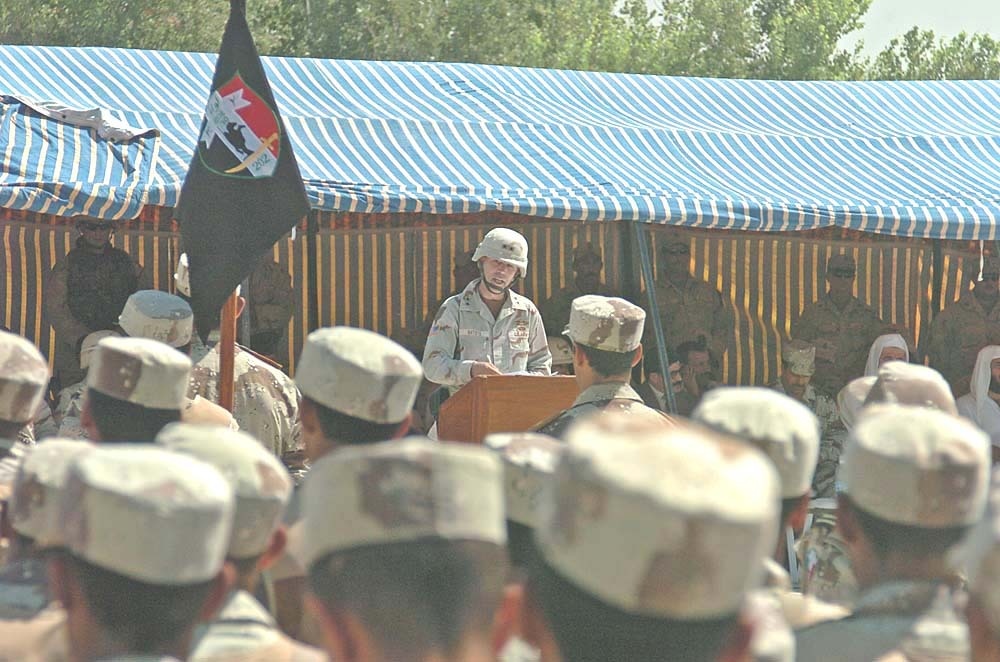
top-left (846, 0), bottom-right (1000, 54)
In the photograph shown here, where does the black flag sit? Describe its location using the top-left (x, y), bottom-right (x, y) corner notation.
top-left (177, 0), bottom-right (309, 339)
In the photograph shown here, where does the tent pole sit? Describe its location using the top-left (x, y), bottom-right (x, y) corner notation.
top-left (633, 221), bottom-right (677, 415)
top-left (306, 212), bottom-right (320, 335)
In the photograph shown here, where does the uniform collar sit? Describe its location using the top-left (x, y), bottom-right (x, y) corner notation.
top-left (458, 279), bottom-right (529, 316)
top-left (573, 382), bottom-right (643, 406)
top-left (215, 589), bottom-right (276, 627)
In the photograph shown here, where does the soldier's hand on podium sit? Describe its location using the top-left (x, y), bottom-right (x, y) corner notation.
top-left (471, 362), bottom-right (502, 377)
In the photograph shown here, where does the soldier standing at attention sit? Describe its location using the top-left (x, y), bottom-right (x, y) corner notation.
top-left (796, 405), bottom-right (989, 660)
top-left (771, 340), bottom-right (843, 499)
top-left (44, 216), bottom-right (146, 390)
top-left (156, 424), bottom-right (325, 661)
top-left (47, 445), bottom-right (236, 661)
top-left (423, 228), bottom-right (551, 397)
top-left (538, 243), bottom-right (613, 336)
top-left (534, 295), bottom-right (671, 439)
top-left (929, 255), bottom-right (1000, 395)
top-left (791, 254), bottom-right (885, 397)
top-left (301, 438), bottom-right (509, 662)
top-left (645, 236), bottom-right (734, 369)
top-left (518, 413), bottom-right (780, 662)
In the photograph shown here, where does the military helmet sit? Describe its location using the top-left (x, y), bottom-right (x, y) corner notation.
top-left (472, 228), bottom-right (529, 278)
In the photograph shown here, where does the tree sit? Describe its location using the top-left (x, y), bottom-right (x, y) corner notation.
top-left (868, 28), bottom-right (1000, 80)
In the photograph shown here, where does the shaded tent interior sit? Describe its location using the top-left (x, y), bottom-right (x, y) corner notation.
top-left (1, 47), bottom-right (997, 384)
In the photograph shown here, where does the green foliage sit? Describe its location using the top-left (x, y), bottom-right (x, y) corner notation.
top-left (0, 0), bottom-right (997, 81)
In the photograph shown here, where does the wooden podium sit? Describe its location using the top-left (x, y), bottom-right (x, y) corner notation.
top-left (437, 375), bottom-right (579, 443)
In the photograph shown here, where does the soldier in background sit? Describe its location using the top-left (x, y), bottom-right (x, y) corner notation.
top-left (929, 255), bottom-right (1000, 395)
top-left (519, 413), bottom-right (780, 662)
top-left (0, 330), bottom-right (50, 447)
top-left (80, 336), bottom-right (191, 442)
top-left (534, 296), bottom-right (671, 439)
top-left (0, 438), bottom-right (93, 660)
top-left (44, 216), bottom-right (147, 390)
top-left (645, 236), bottom-right (734, 369)
top-left (247, 255), bottom-right (295, 360)
top-left (694, 388), bottom-right (848, 633)
top-left (157, 424), bottom-right (324, 661)
top-left (791, 254), bottom-right (885, 397)
top-left (796, 406), bottom-right (989, 660)
top-left (301, 438), bottom-right (508, 662)
top-left (958, 345), bottom-right (1000, 451)
top-left (46, 445), bottom-right (234, 661)
top-left (633, 346), bottom-right (696, 415)
top-left (538, 243), bottom-right (613, 336)
top-left (176, 256), bottom-right (303, 474)
top-left (771, 340), bottom-right (843, 499)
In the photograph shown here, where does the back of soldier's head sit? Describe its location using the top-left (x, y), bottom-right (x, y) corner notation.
top-left (527, 413), bottom-right (780, 662)
top-left (295, 327), bottom-right (423, 449)
top-left (0, 330), bottom-right (49, 438)
top-left (84, 336), bottom-right (191, 442)
top-left (54, 445), bottom-right (233, 653)
top-left (564, 295), bottom-right (645, 377)
top-left (302, 438), bottom-right (507, 661)
top-left (840, 405), bottom-right (989, 561)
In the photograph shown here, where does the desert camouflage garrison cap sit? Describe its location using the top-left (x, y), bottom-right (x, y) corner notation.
top-left (58, 444), bottom-right (234, 585)
top-left (693, 387), bottom-right (820, 499)
top-left (781, 339), bottom-right (816, 377)
top-left (862, 362), bottom-right (957, 415)
top-left (118, 290), bottom-right (193, 349)
top-left (484, 432), bottom-right (562, 528)
top-left (295, 326), bottom-right (423, 424)
top-left (837, 376), bottom-right (877, 429)
top-left (156, 423), bottom-right (293, 559)
top-left (547, 336), bottom-right (574, 367)
top-left (539, 413), bottom-right (780, 619)
top-left (79, 330), bottom-right (121, 370)
top-left (300, 437), bottom-right (505, 569)
top-left (564, 295), bottom-right (645, 353)
top-left (87, 336), bottom-right (191, 410)
top-left (841, 405), bottom-right (989, 527)
top-left (9, 438), bottom-right (94, 546)
top-left (0, 331), bottom-right (49, 424)
top-left (953, 469), bottom-right (1000, 633)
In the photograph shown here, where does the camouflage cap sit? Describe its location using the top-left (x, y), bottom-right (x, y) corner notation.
top-left (86, 337), bottom-right (192, 410)
top-left (837, 376), bottom-right (877, 430)
top-left (484, 432), bottom-right (562, 528)
top-left (79, 330), bottom-right (121, 370)
top-left (9, 438), bottom-right (94, 546)
top-left (547, 336), bottom-right (574, 367)
top-left (118, 290), bottom-right (193, 349)
top-left (156, 423), bottom-right (293, 559)
top-left (564, 295), bottom-right (645, 353)
top-left (841, 405), bottom-right (989, 527)
top-left (862, 362), bottom-right (957, 415)
top-left (58, 444), bottom-right (234, 585)
top-left (693, 387), bottom-right (820, 499)
top-left (953, 469), bottom-right (1000, 633)
top-left (826, 254), bottom-right (856, 272)
top-left (300, 437), bottom-right (505, 569)
top-left (0, 331), bottom-right (49, 424)
top-left (539, 413), bottom-right (780, 619)
top-left (295, 326), bottom-right (423, 424)
top-left (781, 339), bottom-right (816, 377)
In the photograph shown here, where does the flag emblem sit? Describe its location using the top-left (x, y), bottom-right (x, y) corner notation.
top-left (197, 73), bottom-right (280, 179)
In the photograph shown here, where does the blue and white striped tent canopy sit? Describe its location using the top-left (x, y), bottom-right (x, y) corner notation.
top-left (1, 45), bottom-right (999, 238)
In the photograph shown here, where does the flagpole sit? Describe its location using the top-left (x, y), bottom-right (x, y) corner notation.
top-left (219, 291), bottom-right (238, 412)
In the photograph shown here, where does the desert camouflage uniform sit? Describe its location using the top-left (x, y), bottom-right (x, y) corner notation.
top-left (646, 276), bottom-right (734, 361)
top-left (423, 278), bottom-right (551, 395)
top-left (791, 295), bottom-right (885, 397)
top-left (534, 382), bottom-right (669, 439)
top-left (247, 258), bottom-right (295, 360)
top-left (771, 381), bottom-right (845, 498)
top-left (796, 580), bottom-right (968, 661)
top-left (798, 507), bottom-right (859, 607)
top-left (188, 590), bottom-right (324, 662)
top-left (188, 344), bottom-right (303, 479)
top-left (760, 557), bottom-right (849, 629)
top-left (928, 293), bottom-right (1000, 395)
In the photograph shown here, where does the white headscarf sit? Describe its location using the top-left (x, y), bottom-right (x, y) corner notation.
top-left (970, 346), bottom-right (1000, 443)
top-left (864, 334), bottom-right (909, 377)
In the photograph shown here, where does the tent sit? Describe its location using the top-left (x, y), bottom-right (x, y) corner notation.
top-left (2, 46), bottom-right (999, 381)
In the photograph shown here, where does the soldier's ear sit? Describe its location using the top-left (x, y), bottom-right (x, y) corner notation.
top-left (631, 345), bottom-right (643, 368)
top-left (307, 594), bottom-right (373, 662)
